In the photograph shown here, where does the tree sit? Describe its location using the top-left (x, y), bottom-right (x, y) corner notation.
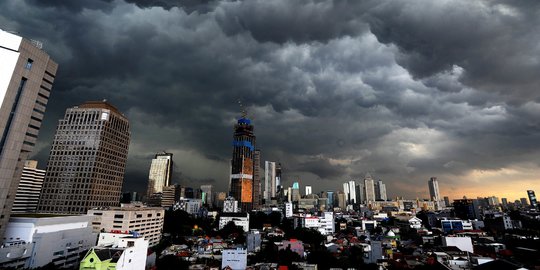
top-left (307, 249), bottom-right (339, 269)
top-left (286, 228), bottom-right (325, 249)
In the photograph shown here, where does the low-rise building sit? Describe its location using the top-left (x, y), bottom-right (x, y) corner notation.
top-left (0, 214), bottom-right (96, 269)
top-left (293, 212), bottom-right (335, 235)
top-left (87, 205), bottom-right (164, 246)
top-left (80, 232), bottom-right (149, 270)
top-left (219, 213), bottom-right (250, 232)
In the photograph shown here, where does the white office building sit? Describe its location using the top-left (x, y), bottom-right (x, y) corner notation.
top-left (285, 202), bottom-right (293, 218)
top-left (0, 215), bottom-right (96, 269)
top-left (219, 213), bottom-right (250, 232)
top-left (87, 205), bottom-right (164, 246)
top-left (223, 196), bottom-right (239, 213)
top-left (305, 185), bottom-right (312, 196)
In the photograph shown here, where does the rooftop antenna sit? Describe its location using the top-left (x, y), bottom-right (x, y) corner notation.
top-left (238, 100), bottom-right (247, 118)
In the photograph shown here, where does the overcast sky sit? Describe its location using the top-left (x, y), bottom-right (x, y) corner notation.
top-left (2, 0), bottom-right (540, 201)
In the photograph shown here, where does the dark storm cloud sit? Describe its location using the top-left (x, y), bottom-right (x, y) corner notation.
top-left (215, 0), bottom-right (371, 44)
top-left (365, 0), bottom-right (540, 99)
top-left (1, 0), bottom-right (540, 198)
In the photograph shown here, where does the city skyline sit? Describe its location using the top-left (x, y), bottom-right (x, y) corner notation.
top-left (1, 0), bottom-right (540, 201)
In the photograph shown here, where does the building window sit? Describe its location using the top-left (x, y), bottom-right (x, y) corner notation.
top-left (25, 59), bottom-right (33, 70)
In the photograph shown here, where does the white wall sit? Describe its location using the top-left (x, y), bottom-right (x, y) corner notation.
top-left (443, 237), bottom-right (474, 253)
top-left (0, 30), bottom-right (21, 107)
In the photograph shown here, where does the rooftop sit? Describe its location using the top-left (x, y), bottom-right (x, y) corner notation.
top-left (11, 213), bottom-right (76, 218)
top-left (77, 100), bottom-right (124, 116)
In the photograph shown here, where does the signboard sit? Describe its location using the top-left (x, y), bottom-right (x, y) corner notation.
top-left (222, 249), bottom-right (247, 270)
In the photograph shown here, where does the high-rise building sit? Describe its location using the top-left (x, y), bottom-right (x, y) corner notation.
top-left (453, 199), bottom-right (476, 220)
top-left (428, 177), bottom-right (440, 201)
top-left (305, 186), bottom-right (312, 196)
top-left (0, 29), bottom-right (57, 237)
top-left (486, 196), bottom-right (500, 207)
top-left (364, 173), bottom-right (376, 203)
top-left (326, 191), bottom-right (334, 209)
top-left (275, 162), bottom-right (282, 194)
top-left (12, 160), bottom-right (45, 213)
top-left (252, 149), bottom-right (262, 209)
top-left (527, 190), bottom-right (538, 209)
top-left (520, 197), bottom-right (529, 206)
top-left (264, 161), bottom-right (276, 202)
top-left (444, 196), bottom-right (450, 207)
top-left (501, 198), bottom-right (508, 209)
top-left (229, 114), bottom-right (256, 211)
top-left (37, 101), bottom-right (130, 214)
top-left (375, 180), bottom-right (387, 201)
top-left (337, 191), bottom-right (346, 209)
top-left (343, 181), bottom-right (358, 205)
top-left (292, 182), bottom-right (300, 202)
top-left (200, 184), bottom-right (213, 206)
top-left (343, 182), bottom-right (350, 203)
top-left (146, 152), bottom-right (173, 197)
top-left (348, 180), bottom-right (357, 204)
top-left (356, 183), bottom-right (364, 203)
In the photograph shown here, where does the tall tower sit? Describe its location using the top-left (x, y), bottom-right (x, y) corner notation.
top-left (428, 177), bottom-right (440, 201)
top-left (527, 190), bottom-right (538, 209)
top-left (229, 113), bottom-right (256, 211)
top-left (375, 179), bottom-right (387, 201)
top-left (146, 152), bottom-right (173, 197)
top-left (252, 149), bottom-right (262, 209)
top-left (264, 161), bottom-right (276, 202)
top-left (0, 29), bottom-right (57, 237)
top-left (364, 173), bottom-right (376, 203)
top-left (37, 101), bottom-right (130, 214)
top-left (348, 180), bottom-right (357, 204)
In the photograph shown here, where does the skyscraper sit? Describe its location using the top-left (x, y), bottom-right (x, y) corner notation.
top-left (12, 160), bottom-right (45, 213)
top-left (326, 191), bottom-right (334, 209)
top-left (146, 152), bottom-right (173, 197)
top-left (364, 173), bottom-right (376, 203)
top-left (264, 161), bottom-right (276, 202)
top-left (305, 186), bottom-right (312, 196)
top-left (428, 177), bottom-right (440, 201)
top-left (200, 184), bottom-right (213, 206)
top-left (229, 113), bottom-right (256, 211)
top-left (501, 198), bottom-right (508, 209)
top-left (0, 29), bottom-right (57, 236)
top-left (291, 182), bottom-right (300, 202)
top-left (527, 190), bottom-right (538, 209)
top-left (375, 179), bottom-right (387, 201)
top-left (37, 101), bottom-right (130, 214)
top-left (252, 149), bottom-right (262, 209)
top-left (275, 163), bottom-right (282, 190)
top-left (348, 180), bottom-right (357, 204)
top-left (343, 182), bottom-right (350, 203)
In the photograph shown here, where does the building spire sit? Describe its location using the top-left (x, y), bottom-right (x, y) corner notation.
top-left (238, 100), bottom-right (247, 118)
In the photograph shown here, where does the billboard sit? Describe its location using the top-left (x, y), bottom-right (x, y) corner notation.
top-left (222, 249), bottom-right (247, 270)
